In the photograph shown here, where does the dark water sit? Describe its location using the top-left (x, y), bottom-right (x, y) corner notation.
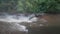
top-left (28, 26), bottom-right (60, 34)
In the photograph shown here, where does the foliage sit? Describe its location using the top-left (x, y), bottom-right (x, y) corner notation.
top-left (17, 0), bottom-right (60, 14)
top-left (0, 0), bottom-right (60, 14)
top-left (0, 0), bottom-right (17, 13)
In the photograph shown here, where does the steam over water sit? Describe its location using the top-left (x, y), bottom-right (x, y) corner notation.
top-left (0, 13), bottom-right (38, 33)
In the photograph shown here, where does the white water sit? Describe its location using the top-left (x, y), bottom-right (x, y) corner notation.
top-left (0, 13), bottom-right (38, 33)
top-left (0, 14), bottom-right (38, 23)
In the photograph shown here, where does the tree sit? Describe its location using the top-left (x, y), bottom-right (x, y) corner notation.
top-left (0, 0), bottom-right (18, 14)
top-left (0, 0), bottom-right (60, 14)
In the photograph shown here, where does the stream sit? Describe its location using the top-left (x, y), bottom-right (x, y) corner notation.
top-left (0, 13), bottom-right (60, 34)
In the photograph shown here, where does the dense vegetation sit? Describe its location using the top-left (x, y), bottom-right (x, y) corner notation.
top-left (0, 0), bottom-right (60, 14)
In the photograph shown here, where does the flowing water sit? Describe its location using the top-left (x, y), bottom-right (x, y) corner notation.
top-left (0, 13), bottom-right (47, 34)
top-left (0, 13), bottom-right (60, 34)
